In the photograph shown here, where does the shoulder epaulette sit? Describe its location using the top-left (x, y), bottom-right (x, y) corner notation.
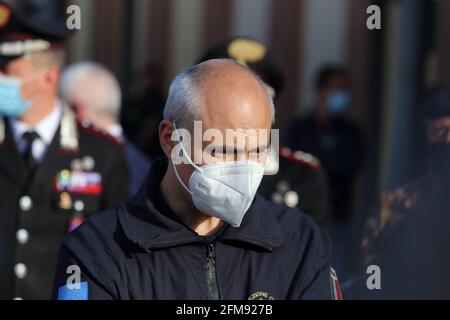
top-left (279, 147), bottom-right (321, 171)
top-left (77, 119), bottom-right (124, 146)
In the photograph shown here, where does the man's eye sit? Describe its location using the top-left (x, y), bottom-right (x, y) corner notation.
top-left (211, 148), bottom-right (225, 156)
top-left (257, 146), bottom-right (268, 154)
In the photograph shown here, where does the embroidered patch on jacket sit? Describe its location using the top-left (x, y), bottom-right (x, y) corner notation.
top-left (248, 291), bottom-right (274, 300)
top-left (55, 170), bottom-right (102, 195)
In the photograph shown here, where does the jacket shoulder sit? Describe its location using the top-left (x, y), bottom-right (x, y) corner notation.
top-left (279, 147), bottom-right (321, 171)
top-left (77, 120), bottom-right (124, 149)
top-left (55, 207), bottom-right (124, 299)
top-left (262, 197), bottom-right (331, 259)
top-left (62, 206), bottom-right (120, 257)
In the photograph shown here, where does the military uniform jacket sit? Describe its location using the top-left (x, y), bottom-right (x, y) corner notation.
top-left (0, 103), bottom-right (129, 300)
top-left (52, 158), bottom-right (342, 300)
top-left (259, 147), bottom-right (331, 227)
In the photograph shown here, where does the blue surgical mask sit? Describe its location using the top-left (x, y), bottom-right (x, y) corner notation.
top-left (326, 90), bottom-right (351, 116)
top-left (0, 75), bottom-right (32, 117)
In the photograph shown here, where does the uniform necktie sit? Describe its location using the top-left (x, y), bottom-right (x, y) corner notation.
top-left (22, 130), bottom-right (40, 171)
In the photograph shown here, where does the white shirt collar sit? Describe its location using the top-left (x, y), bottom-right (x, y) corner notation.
top-left (10, 99), bottom-right (62, 146)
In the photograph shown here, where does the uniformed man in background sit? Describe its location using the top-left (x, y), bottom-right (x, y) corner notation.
top-left (198, 37), bottom-right (332, 227)
top-left (285, 66), bottom-right (364, 223)
top-left (0, 1), bottom-right (129, 299)
top-left (59, 61), bottom-right (150, 196)
top-left (358, 88), bottom-right (450, 299)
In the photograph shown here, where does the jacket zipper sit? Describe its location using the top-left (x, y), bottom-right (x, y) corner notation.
top-left (205, 243), bottom-right (220, 300)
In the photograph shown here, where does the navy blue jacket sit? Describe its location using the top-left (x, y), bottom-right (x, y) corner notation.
top-left (52, 159), bottom-right (338, 300)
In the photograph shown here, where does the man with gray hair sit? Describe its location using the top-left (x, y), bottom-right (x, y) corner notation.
top-left (53, 59), bottom-right (339, 300)
top-left (60, 62), bottom-right (122, 137)
top-left (60, 62), bottom-right (150, 195)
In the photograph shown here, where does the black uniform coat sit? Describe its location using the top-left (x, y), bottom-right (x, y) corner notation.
top-left (259, 147), bottom-right (331, 227)
top-left (52, 158), bottom-right (338, 300)
top-left (0, 103), bottom-right (129, 300)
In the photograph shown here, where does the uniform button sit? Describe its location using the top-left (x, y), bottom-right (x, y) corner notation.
top-left (271, 192), bottom-right (283, 204)
top-left (16, 229), bottom-right (29, 245)
top-left (19, 196), bottom-right (33, 211)
top-left (276, 181), bottom-right (289, 192)
top-left (74, 200), bottom-right (84, 212)
top-left (71, 159), bottom-right (82, 171)
top-left (82, 156), bottom-right (95, 171)
top-left (284, 191), bottom-right (299, 208)
top-left (14, 263), bottom-right (27, 279)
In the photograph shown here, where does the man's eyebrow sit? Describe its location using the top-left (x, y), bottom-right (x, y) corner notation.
top-left (204, 145), bottom-right (263, 153)
top-left (203, 144), bottom-right (241, 151)
top-left (223, 145), bottom-right (245, 153)
top-left (204, 140), bottom-right (271, 153)
top-left (212, 144), bottom-right (269, 153)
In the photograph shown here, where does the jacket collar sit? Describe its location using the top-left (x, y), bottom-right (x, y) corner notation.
top-left (119, 158), bottom-right (284, 252)
top-left (9, 100), bottom-right (62, 148)
top-left (0, 100), bottom-right (79, 185)
top-left (0, 100), bottom-right (79, 152)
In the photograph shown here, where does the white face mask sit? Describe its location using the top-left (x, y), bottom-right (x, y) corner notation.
top-left (172, 125), bottom-right (265, 227)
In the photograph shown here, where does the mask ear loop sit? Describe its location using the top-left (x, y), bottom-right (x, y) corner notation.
top-left (172, 122), bottom-right (203, 172)
top-left (171, 122), bottom-right (203, 195)
top-left (172, 159), bottom-right (192, 196)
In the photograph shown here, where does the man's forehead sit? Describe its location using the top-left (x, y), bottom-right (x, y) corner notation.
top-left (200, 101), bottom-right (272, 131)
top-left (198, 71), bottom-right (273, 130)
top-left (185, 126), bottom-right (271, 147)
top-left (200, 131), bottom-right (271, 150)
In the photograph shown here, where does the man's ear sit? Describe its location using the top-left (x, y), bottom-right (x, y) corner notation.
top-left (41, 66), bottom-right (59, 91)
top-left (159, 120), bottom-right (176, 159)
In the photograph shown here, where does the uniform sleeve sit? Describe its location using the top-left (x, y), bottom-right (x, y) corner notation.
top-left (300, 265), bottom-right (342, 300)
top-left (298, 225), bottom-right (342, 300)
top-left (101, 146), bottom-right (130, 209)
top-left (52, 242), bottom-right (115, 300)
